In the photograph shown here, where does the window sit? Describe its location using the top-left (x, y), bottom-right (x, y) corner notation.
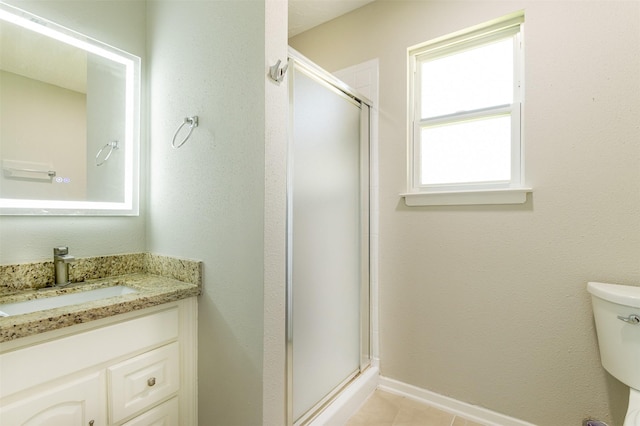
top-left (404, 13), bottom-right (530, 206)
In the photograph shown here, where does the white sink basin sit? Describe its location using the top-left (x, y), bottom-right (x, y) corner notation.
top-left (0, 285), bottom-right (138, 317)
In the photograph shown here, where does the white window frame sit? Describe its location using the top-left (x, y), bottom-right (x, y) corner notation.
top-left (403, 13), bottom-right (531, 206)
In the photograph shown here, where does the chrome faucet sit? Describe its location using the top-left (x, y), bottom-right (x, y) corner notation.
top-left (53, 247), bottom-right (75, 286)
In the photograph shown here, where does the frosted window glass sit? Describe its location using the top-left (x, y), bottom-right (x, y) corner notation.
top-left (421, 38), bottom-right (513, 119)
top-left (291, 70), bottom-right (362, 421)
top-left (421, 116), bottom-right (511, 185)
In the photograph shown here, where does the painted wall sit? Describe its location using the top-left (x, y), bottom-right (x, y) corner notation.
top-left (1, 71), bottom-right (87, 201)
top-left (146, 0), bottom-right (287, 423)
top-left (1, 1), bottom-right (289, 423)
top-left (86, 55), bottom-right (127, 203)
top-left (290, 1), bottom-right (640, 425)
top-left (0, 1), bottom-right (146, 264)
top-left (263, 0), bottom-right (289, 424)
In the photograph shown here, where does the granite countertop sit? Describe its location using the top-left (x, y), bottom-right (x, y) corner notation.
top-left (0, 273), bottom-right (200, 343)
top-left (0, 254), bottom-right (202, 343)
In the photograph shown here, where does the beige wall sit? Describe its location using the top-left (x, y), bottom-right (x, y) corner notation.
top-left (290, 1), bottom-right (640, 425)
top-left (1, 71), bottom-right (87, 201)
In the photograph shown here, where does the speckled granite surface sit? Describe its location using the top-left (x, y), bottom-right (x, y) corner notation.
top-left (0, 253), bottom-right (201, 294)
top-left (0, 254), bottom-right (202, 342)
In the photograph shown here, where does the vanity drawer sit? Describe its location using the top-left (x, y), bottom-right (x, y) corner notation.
top-left (109, 342), bottom-right (180, 423)
top-left (122, 397), bottom-right (179, 426)
top-left (0, 306), bottom-right (179, 399)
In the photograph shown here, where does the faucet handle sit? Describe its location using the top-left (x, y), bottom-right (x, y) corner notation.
top-left (53, 247), bottom-right (69, 256)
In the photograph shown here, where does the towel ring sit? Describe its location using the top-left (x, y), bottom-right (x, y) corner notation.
top-left (172, 116), bottom-right (199, 149)
top-left (96, 141), bottom-right (119, 166)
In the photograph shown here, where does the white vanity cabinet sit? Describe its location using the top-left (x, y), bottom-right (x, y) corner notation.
top-left (0, 298), bottom-right (197, 426)
top-left (0, 371), bottom-right (106, 425)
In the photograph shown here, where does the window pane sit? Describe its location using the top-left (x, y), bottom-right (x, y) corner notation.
top-left (421, 38), bottom-right (514, 119)
top-left (421, 115), bottom-right (511, 185)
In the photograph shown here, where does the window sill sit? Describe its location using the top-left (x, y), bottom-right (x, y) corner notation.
top-left (401, 188), bottom-right (532, 207)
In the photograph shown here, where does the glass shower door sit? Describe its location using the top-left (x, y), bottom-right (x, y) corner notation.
top-left (288, 60), bottom-right (369, 424)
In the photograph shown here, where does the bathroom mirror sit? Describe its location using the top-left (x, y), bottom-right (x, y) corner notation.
top-left (0, 2), bottom-right (140, 215)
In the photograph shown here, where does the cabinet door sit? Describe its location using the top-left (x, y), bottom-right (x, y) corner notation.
top-left (0, 371), bottom-right (105, 426)
top-left (121, 397), bottom-right (179, 426)
top-left (108, 342), bottom-right (179, 423)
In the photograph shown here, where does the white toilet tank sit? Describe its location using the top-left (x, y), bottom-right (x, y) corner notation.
top-left (588, 281), bottom-right (640, 391)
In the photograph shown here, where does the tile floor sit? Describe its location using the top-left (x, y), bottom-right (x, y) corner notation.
top-left (345, 390), bottom-right (486, 426)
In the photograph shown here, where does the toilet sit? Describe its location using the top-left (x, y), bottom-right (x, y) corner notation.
top-left (588, 281), bottom-right (640, 426)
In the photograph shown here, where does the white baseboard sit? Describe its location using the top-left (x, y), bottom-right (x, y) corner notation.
top-left (378, 376), bottom-right (536, 426)
top-left (308, 361), bottom-right (380, 426)
top-left (305, 368), bottom-right (535, 426)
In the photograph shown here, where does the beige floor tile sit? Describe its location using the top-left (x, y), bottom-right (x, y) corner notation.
top-left (345, 390), bottom-right (402, 426)
top-left (346, 390), bottom-right (489, 426)
top-left (452, 416), bottom-right (487, 426)
top-left (393, 405), bottom-right (455, 426)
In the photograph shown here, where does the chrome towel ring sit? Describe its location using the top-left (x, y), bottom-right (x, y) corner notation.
top-left (172, 116), bottom-right (199, 149)
top-left (96, 140), bottom-right (119, 166)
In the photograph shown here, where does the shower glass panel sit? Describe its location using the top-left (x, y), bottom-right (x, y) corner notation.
top-left (289, 61), bottom-right (368, 424)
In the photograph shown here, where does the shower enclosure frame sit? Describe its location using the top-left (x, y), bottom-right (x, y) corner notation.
top-left (286, 48), bottom-right (373, 426)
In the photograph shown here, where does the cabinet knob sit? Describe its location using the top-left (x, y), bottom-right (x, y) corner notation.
top-left (147, 377), bottom-right (156, 387)
top-left (89, 421), bottom-right (94, 426)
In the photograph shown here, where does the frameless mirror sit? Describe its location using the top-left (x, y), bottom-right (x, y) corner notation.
top-left (0, 2), bottom-right (140, 215)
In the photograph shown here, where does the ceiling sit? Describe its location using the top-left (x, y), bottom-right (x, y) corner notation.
top-left (2, 1), bottom-right (371, 86)
top-left (1, 21), bottom-right (87, 93)
top-left (288, 0), bottom-right (375, 38)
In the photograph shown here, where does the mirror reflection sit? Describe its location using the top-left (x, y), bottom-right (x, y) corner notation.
top-left (0, 3), bottom-right (139, 215)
